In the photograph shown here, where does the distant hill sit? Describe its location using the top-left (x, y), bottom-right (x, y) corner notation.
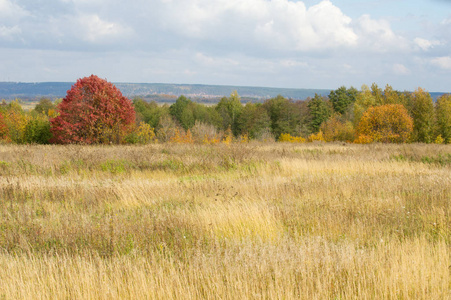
top-left (0, 82), bottom-right (330, 103)
top-left (0, 82), bottom-right (447, 103)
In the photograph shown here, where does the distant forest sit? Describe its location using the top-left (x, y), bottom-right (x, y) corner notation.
top-left (0, 82), bottom-right (334, 103)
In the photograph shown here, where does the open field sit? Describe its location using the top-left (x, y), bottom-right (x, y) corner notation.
top-left (0, 143), bottom-right (450, 299)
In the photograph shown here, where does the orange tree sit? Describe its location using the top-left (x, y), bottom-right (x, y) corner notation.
top-left (355, 104), bottom-right (413, 143)
top-left (50, 75), bottom-right (135, 144)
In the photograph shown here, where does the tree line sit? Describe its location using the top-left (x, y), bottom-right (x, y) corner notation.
top-left (0, 75), bottom-right (450, 145)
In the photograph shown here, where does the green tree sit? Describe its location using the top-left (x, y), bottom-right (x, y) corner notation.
top-left (192, 104), bottom-right (222, 129)
top-left (371, 83), bottom-right (384, 105)
top-left (237, 103), bottom-right (271, 138)
top-left (294, 99), bottom-right (311, 137)
top-left (410, 88), bottom-right (434, 143)
top-left (262, 95), bottom-right (301, 139)
top-left (133, 98), bottom-right (169, 129)
top-left (307, 93), bottom-right (331, 133)
top-left (215, 91), bottom-right (243, 135)
top-left (169, 96), bottom-right (193, 130)
top-left (382, 85), bottom-right (402, 105)
top-left (329, 86), bottom-right (358, 115)
top-left (435, 94), bottom-right (451, 143)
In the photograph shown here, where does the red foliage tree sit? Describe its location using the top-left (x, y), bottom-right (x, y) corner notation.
top-left (50, 75), bottom-right (135, 144)
top-left (0, 111), bottom-right (8, 140)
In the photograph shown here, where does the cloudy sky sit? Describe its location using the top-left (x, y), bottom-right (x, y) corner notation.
top-left (1, 0), bottom-right (450, 91)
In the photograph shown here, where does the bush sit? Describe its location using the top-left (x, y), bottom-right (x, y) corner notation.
top-left (308, 130), bottom-right (325, 142)
top-left (126, 122), bottom-right (157, 144)
top-left (191, 121), bottom-right (220, 144)
top-left (24, 117), bottom-right (52, 144)
top-left (320, 115), bottom-right (355, 142)
top-left (278, 133), bottom-right (306, 143)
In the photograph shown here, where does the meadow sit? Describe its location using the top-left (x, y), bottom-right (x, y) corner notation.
top-left (0, 142), bottom-right (449, 299)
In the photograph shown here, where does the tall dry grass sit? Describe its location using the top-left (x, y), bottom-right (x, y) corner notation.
top-left (0, 142), bottom-right (450, 299)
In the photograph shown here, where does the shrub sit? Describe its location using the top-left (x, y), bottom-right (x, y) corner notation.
top-left (156, 115), bottom-right (177, 142)
top-left (278, 133), bottom-right (306, 143)
top-left (191, 121), bottom-right (220, 143)
top-left (254, 128), bottom-right (275, 142)
top-left (170, 128), bottom-right (194, 144)
top-left (126, 122), bottom-right (157, 144)
top-left (434, 135), bottom-right (444, 145)
top-left (320, 115), bottom-right (355, 142)
top-left (354, 134), bottom-right (374, 144)
top-left (222, 127), bottom-right (233, 145)
top-left (24, 117), bottom-right (52, 144)
top-left (308, 130), bottom-right (325, 142)
top-left (50, 75), bottom-right (135, 144)
top-left (355, 104), bottom-right (413, 143)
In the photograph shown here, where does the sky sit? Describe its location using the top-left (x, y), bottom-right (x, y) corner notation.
top-left (0, 0), bottom-right (450, 92)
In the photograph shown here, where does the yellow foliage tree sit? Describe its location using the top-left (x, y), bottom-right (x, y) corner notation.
top-left (3, 101), bottom-right (30, 144)
top-left (355, 104), bottom-right (413, 143)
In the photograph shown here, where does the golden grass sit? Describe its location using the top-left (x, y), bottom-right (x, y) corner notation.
top-left (0, 142), bottom-right (450, 299)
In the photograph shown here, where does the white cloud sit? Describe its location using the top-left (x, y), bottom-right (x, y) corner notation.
top-left (393, 63), bottom-right (410, 75)
top-left (78, 14), bottom-right (132, 42)
top-left (279, 59), bottom-right (308, 68)
top-left (353, 15), bottom-right (408, 52)
top-left (60, 0), bottom-right (105, 3)
top-left (431, 56), bottom-right (451, 70)
top-left (0, 0), bottom-right (406, 55)
top-left (414, 38), bottom-right (442, 51)
top-left (157, 0), bottom-right (358, 51)
top-left (306, 1), bottom-right (357, 47)
top-left (1, 0), bottom-right (449, 91)
top-left (0, 25), bottom-right (21, 39)
top-left (195, 52), bottom-right (239, 67)
top-left (441, 17), bottom-right (451, 25)
top-left (0, 0), bottom-right (28, 19)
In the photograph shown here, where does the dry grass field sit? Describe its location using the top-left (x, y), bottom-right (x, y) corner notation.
top-left (0, 142), bottom-right (450, 299)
